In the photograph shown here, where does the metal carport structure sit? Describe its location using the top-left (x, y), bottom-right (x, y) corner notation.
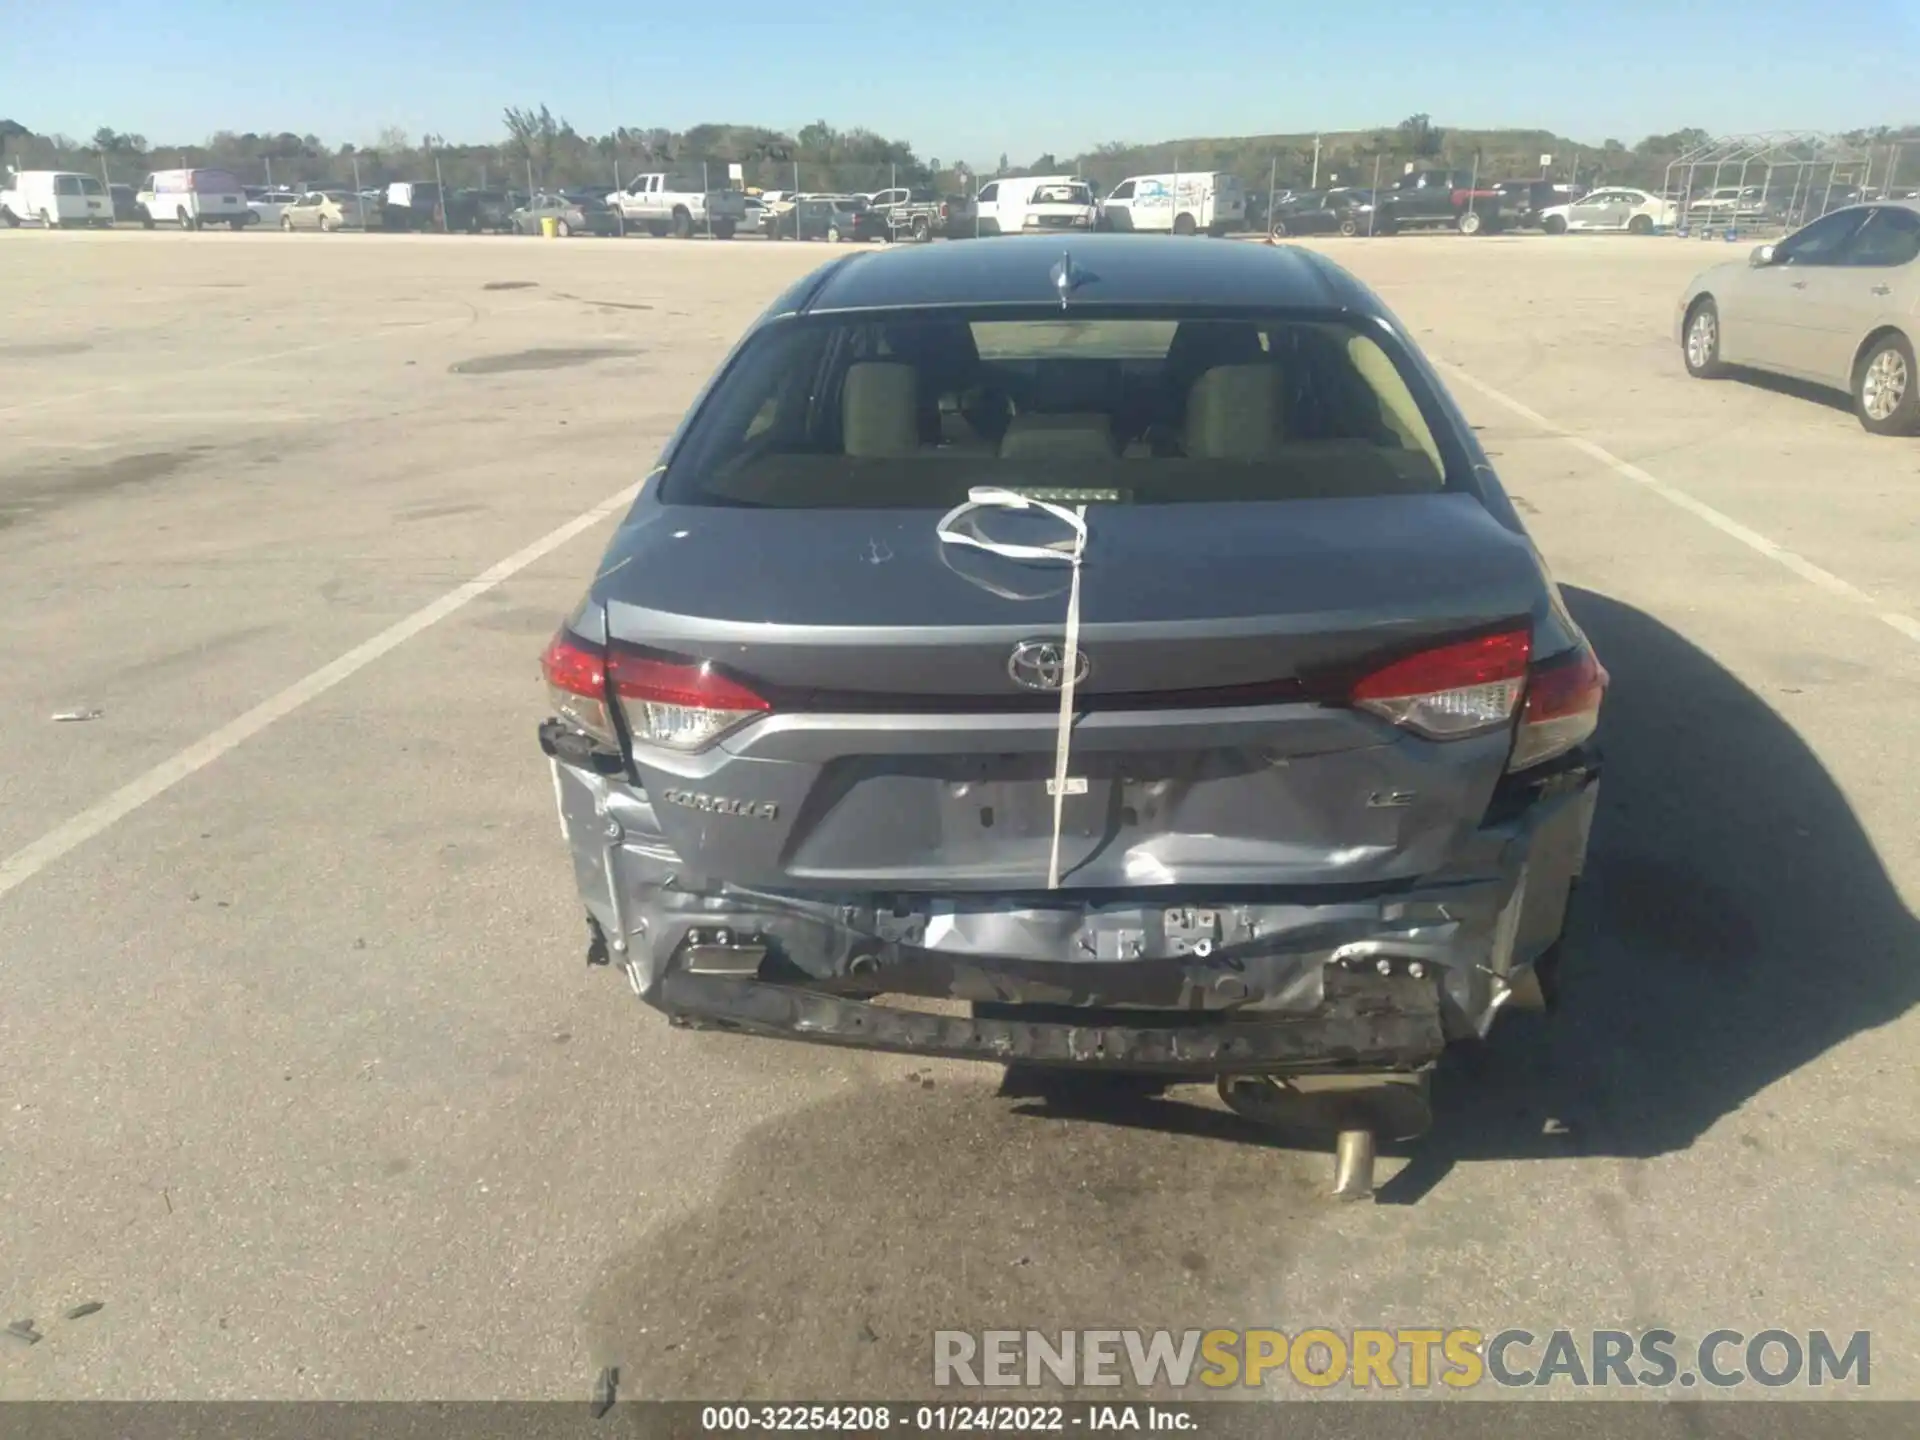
top-left (1664, 133), bottom-right (1875, 238)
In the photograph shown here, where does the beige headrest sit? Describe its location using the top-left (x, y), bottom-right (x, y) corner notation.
top-left (1185, 364), bottom-right (1286, 459)
top-left (842, 362), bottom-right (919, 457)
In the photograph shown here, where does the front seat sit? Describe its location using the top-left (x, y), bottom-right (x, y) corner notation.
top-left (1148, 320), bottom-right (1268, 446)
top-left (841, 361), bottom-right (921, 458)
top-left (883, 321), bottom-right (1006, 452)
top-left (1185, 363), bottom-right (1287, 459)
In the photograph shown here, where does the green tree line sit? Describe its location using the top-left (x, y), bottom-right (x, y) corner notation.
top-left (5, 112), bottom-right (1918, 198)
top-left (0, 113), bottom-right (947, 196)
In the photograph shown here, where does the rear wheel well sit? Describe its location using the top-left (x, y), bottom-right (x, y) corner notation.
top-left (1852, 325), bottom-right (1911, 382)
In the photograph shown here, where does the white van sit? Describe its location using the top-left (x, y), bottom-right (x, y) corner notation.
top-left (136, 169), bottom-right (250, 230)
top-left (973, 174), bottom-right (1098, 236)
top-left (0, 170), bottom-right (113, 228)
top-left (1101, 172), bottom-right (1246, 236)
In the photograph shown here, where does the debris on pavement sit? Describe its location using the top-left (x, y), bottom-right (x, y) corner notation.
top-left (4, 1319), bottom-right (42, 1346)
top-left (591, 1365), bottom-right (619, 1418)
top-left (64, 1302), bottom-right (104, 1320)
top-left (51, 708), bottom-right (104, 723)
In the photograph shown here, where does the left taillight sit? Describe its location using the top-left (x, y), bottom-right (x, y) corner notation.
top-left (1350, 628), bottom-right (1531, 740)
top-left (609, 652), bottom-right (771, 752)
top-left (540, 629), bottom-right (618, 748)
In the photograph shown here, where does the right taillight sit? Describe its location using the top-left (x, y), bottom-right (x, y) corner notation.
top-left (1508, 644), bottom-right (1608, 772)
top-left (1350, 628), bottom-right (1531, 740)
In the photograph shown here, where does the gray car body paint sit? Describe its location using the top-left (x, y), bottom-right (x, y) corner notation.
top-left (541, 236), bottom-right (1600, 1071)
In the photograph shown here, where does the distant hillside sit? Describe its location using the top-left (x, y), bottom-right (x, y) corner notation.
top-left (1071, 120), bottom-right (1646, 192)
top-left (1068, 118), bottom-right (1920, 193)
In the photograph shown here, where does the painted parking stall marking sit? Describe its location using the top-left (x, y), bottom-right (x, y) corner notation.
top-left (1437, 360), bottom-right (1920, 646)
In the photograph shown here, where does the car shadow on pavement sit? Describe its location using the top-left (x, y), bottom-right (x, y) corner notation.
top-left (582, 1061), bottom-right (1332, 1399)
top-left (581, 588), bottom-right (1918, 1392)
top-left (1723, 366), bottom-right (1854, 417)
top-left (997, 587), bottom-right (1920, 1202)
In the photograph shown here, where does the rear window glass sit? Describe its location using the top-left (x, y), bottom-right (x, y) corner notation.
top-left (1031, 183), bottom-right (1092, 205)
top-left (661, 310), bottom-right (1451, 509)
top-left (54, 175), bottom-right (83, 195)
top-left (191, 170), bottom-right (240, 193)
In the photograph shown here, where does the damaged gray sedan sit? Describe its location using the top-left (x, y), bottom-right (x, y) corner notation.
top-left (538, 235), bottom-right (1605, 1198)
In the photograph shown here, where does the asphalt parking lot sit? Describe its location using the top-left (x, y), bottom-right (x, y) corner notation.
top-left (2, 230), bottom-right (1917, 1401)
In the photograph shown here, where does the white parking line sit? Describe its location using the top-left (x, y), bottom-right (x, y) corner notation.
top-left (1437, 362), bottom-right (1920, 647)
top-left (0, 479), bottom-right (643, 904)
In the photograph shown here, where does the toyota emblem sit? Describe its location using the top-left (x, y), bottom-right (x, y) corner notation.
top-left (1007, 640), bottom-right (1092, 692)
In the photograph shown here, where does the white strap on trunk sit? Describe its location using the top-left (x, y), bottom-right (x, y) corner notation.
top-left (935, 487), bottom-right (1089, 890)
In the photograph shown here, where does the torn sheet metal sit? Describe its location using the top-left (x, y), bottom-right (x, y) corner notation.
top-left (546, 740), bottom-right (1598, 1065)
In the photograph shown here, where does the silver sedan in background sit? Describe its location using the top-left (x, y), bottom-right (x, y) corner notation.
top-left (1678, 200), bottom-right (1920, 434)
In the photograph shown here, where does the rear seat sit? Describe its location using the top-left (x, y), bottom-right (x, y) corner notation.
top-left (998, 413), bottom-right (1119, 460)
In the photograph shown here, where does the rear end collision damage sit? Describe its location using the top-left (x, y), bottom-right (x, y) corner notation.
top-left (538, 607), bottom-right (1602, 1200)
top-left (534, 242), bottom-right (1606, 1199)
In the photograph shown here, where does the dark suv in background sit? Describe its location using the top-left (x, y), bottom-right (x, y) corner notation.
top-left (382, 182), bottom-right (485, 232)
top-left (1494, 180), bottom-right (1584, 229)
top-left (457, 188), bottom-right (522, 233)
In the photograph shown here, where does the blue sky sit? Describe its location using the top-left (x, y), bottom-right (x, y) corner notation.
top-left (7, 0), bottom-right (1917, 166)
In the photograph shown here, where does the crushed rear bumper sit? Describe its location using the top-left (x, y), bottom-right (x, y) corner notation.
top-left (657, 968), bottom-right (1444, 1075)
top-left (544, 726), bottom-right (1598, 1074)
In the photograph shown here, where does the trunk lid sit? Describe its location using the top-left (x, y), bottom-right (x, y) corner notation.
top-left (599, 494), bottom-right (1543, 891)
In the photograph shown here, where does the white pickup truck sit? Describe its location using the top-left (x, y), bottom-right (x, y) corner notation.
top-left (607, 173), bottom-right (748, 238)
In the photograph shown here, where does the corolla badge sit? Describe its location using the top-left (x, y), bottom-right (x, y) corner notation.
top-left (660, 789), bottom-right (780, 821)
top-left (1007, 640), bottom-right (1092, 692)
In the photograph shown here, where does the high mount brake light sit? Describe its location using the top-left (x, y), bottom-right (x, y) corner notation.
top-left (1509, 645), bottom-right (1608, 772)
top-left (1350, 628), bottom-right (1531, 740)
top-left (609, 652), bottom-right (771, 753)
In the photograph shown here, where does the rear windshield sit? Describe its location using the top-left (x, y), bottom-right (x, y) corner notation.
top-left (191, 170), bottom-right (240, 193)
top-left (661, 309), bottom-right (1451, 509)
top-left (1031, 183), bottom-right (1092, 205)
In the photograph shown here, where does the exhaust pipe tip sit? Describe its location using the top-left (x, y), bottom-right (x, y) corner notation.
top-left (1331, 1128), bottom-right (1377, 1201)
top-left (1217, 1073), bottom-right (1432, 1202)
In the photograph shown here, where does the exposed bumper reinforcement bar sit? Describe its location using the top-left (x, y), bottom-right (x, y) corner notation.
top-left (656, 970), bottom-right (1447, 1076)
